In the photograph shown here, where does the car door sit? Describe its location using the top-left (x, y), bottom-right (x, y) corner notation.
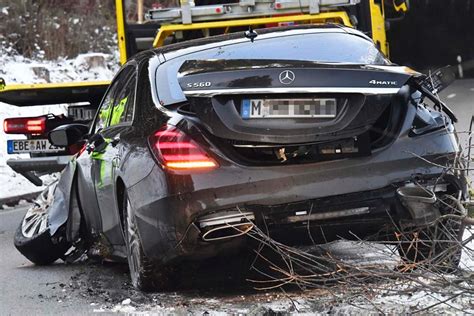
top-left (92, 65), bottom-right (137, 245)
top-left (76, 64), bottom-right (136, 243)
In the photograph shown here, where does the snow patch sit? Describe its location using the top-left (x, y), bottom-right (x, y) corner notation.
top-left (72, 53), bottom-right (114, 81)
top-left (460, 228), bottom-right (474, 270)
top-left (0, 51), bottom-right (118, 84)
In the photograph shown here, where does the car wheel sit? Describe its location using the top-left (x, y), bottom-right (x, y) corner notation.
top-left (123, 191), bottom-right (163, 291)
top-left (398, 197), bottom-right (463, 272)
top-left (14, 183), bottom-right (71, 265)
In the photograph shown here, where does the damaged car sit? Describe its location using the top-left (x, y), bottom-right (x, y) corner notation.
top-left (14, 25), bottom-right (468, 291)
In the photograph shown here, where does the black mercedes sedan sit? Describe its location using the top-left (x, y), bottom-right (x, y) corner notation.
top-left (14, 25), bottom-right (467, 291)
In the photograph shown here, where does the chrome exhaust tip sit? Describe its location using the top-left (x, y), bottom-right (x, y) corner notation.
top-left (197, 210), bottom-right (255, 242)
top-left (201, 222), bottom-right (254, 242)
top-left (397, 186), bottom-right (439, 224)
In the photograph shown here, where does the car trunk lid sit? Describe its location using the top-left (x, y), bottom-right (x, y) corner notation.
top-left (178, 60), bottom-right (412, 143)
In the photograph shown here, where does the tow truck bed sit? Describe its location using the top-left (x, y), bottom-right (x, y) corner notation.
top-left (1, 81), bottom-right (109, 185)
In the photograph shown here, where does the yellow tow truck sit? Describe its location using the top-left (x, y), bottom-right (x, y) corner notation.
top-left (0, 0), bottom-right (409, 185)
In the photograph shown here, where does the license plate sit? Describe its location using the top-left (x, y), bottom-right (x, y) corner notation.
top-left (68, 106), bottom-right (96, 121)
top-left (241, 98), bottom-right (337, 119)
top-left (7, 139), bottom-right (64, 154)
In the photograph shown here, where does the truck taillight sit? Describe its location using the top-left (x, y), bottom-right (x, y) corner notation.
top-left (148, 125), bottom-right (218, 171)
top-left (3, 116), bottom-right (47, 134)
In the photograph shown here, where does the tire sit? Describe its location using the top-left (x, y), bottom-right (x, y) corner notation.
top-left (398, 196), bottom-right (464, 272)
top-left (14, 184), bottom-right (71, 265)
top-left (123, 191), bottom-right (166, 291)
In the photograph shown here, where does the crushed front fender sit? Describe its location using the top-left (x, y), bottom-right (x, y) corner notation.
top-left (48, 158), bottom-right (77, 236)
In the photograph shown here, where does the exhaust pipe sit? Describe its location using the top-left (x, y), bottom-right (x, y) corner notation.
top-left (397, 186), bottom-right (440, 224)
top-left (197, 210), bottom-right (255, 242)
top-left (201, 222), bottom-right (254, 242)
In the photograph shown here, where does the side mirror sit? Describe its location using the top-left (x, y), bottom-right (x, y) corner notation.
top-left (48, 124), bottom-right (89, 147)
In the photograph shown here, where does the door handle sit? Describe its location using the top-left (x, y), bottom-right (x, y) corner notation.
top-left (86, 133), bottom-right (106, 153)
top-left (112, 156), bottom-right (121, 168)
top-left (86, 143), bottom-right (94, 154)
top-left (111, 137), bottom-right (120, 147)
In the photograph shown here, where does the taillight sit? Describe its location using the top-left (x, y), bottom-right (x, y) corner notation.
top-left (149, 125), bottom-right (218, 171)
top-left (3, 116), bottom-right (47, 134)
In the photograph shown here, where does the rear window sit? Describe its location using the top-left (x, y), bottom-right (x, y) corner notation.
top-left (155, 31), bottom-right (389, 106)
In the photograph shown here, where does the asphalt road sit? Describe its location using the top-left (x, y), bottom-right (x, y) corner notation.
top-left (440, 79), bottom-right (474, 157)
top-left (440, 80), bottom-right (474, 184)
top-left (0, 206), bottom-right (92, 315)
top-left (0, 80), bottom-right (472, 315)
top-left (0, 204), bottom-right (398, 314)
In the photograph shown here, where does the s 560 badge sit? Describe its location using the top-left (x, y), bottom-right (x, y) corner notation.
top-left (186, 81), bottom-right (211, 88)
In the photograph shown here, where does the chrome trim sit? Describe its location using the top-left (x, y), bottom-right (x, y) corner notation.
top-left (250, 114), bottom-right (336, 119)
top-left (201, 222), bottom-right (254, 242)
top-left (285, 206), bottom-right (370, 223)
top-left (183, 87), bottom-right (400, 96)
top-left (198, 211), bottom-right (255, 228)
top-left (233, 144), bottom-right (286, 148)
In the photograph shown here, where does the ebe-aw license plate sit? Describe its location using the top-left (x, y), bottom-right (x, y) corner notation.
top-left (7, 139), bottom-right (64, 154)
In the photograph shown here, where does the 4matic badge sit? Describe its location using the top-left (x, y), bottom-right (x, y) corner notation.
top-left (369, 79), bottom-right (398, 86)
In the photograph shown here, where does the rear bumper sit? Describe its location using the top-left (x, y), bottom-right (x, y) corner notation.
top-left (128, 124), bottom-right (463, 265)
top-left (131, 168), bottom-right (455, 266)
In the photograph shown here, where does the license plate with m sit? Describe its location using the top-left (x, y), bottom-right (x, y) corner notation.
top-left (241, 98), bottom-right (337, 119)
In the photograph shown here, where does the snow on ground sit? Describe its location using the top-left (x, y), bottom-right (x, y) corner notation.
top-left (0, 52), bottom-right (116, 84)
top-left (461, 227), bottom-right (474, 270)
top-left (0, 52), bottom-right (117, 199)
top-left (75, 231), bottom-right (473, 314)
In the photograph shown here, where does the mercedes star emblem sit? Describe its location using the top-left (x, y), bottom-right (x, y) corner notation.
top-left (279, 70), bottom-right (295, 85)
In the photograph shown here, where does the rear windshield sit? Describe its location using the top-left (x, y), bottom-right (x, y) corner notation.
top-left (155, 31), bottom-right (389, 106)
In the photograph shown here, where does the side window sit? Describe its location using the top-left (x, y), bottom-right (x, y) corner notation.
top-left (123, 76), bottom-right (136, 123)
top-left (110, 72), bottom-right (136, 126)
top-left (93, 84), bottom-right (117, 134)
top-left (92, 65), bottom-right (135, 134)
